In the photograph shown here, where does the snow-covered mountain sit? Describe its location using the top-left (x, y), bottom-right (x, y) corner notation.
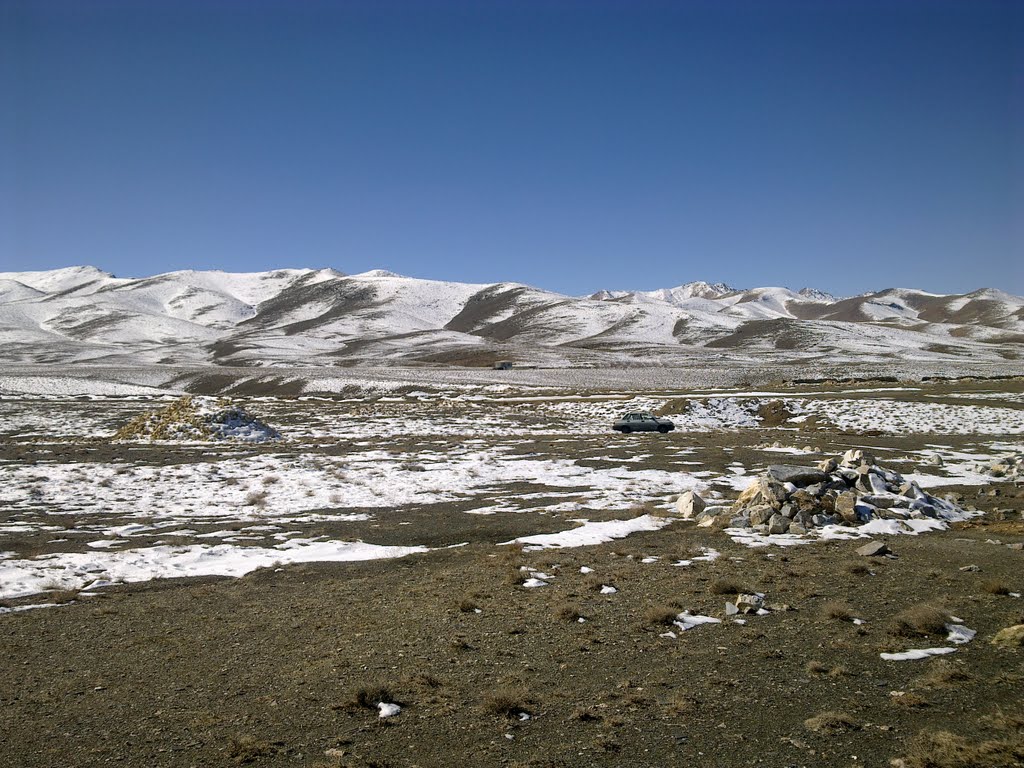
top-left (0, 267), bottom-right (1021, 367)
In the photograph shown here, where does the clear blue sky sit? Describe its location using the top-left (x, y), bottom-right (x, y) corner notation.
top-left (2, 0), bottom-right (1021, 296)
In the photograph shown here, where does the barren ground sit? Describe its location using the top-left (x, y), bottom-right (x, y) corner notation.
top-left (1, 374), bottom-right (1023, 767)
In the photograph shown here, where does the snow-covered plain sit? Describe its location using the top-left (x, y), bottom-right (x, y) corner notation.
top-left (1, 381), bottom-right (1020, 601)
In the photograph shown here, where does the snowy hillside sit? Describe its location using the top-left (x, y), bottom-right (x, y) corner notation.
top-left (0, 267), bottom-right (1021, 367)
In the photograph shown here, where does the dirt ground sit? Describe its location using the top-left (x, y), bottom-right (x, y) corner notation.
top-left (1, 378), bottom-right (1023, 767)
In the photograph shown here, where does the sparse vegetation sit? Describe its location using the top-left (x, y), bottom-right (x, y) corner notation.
top-left (709, 578), bottom-right (748, 595)
top-left (349, 683), bottom-right (397, 711)
top-left (643, 605), bottom-right (679, 626)
top-left (821, 601), bottom-right (856, 621)
top-left (982, 579), bottom-right (1011, 595)
top-left (553, 602), bottom-right (584, 622)
top-left (804, 711), bottom-right (859, 734)
top-left (482, 687), bottom-right (532, 718)
top-left (892, 603), bottom-right (951, 637)
top-left (912, 660), bottom-right (972, 689)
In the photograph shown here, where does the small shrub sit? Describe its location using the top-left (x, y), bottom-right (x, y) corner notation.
top-left (806, 660), bottom-right (829, 675)
top-left (458, 599), bottom-right (479, 613)
top-left (982, 579), bottom-right (1011, 596)
top-left (846, 561), bottom-right (870, 576)
top-left (243, 490), bottom-right (268, 507)
top-left (262, 475), bottom-right (280, 486)
top-left (553, 602), bottom-right (584, 622)
top-left (643, 605), bottom-right (679, 626)
top-left (912, 660), bottom-right (972, 689)
top-left (709, 578), bottom-right (748, 595)
top-left (350, 683), bottom-right (396, 711)
top-left (583, 573), bottom-right (615, 592)
top-left (892, 604), bottom-right (951, 637)
top-left (505, 568), bottom-right (528, 586)
top-left (821, 601), bottom-right (856, 622)
top-left (482, 687), bottom-right (532, 718)
top-left (571, 706), bottom-right (602, 722)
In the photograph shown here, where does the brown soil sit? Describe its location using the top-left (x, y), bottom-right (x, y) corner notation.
top-left (1, 379), bottom-right (1023, 767)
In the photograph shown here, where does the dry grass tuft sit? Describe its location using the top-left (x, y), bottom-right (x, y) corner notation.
top-left (664, 692), bottom-right (701, 715)
top-left (821, 601), bottom-right (856, 621)
top-left (350, 683), bottom-right (396, 711)
top-left (982, 579), bottom-right (1011, 596)
top-left (482, 686), bottom-right (532, 718)
top-left (891, 692), bottom-right (930, 709)
top-left (243, 490), bottom-right (268, 508)
top-left (643, 605), bottom-right (679, 626)
top-left (805, 660), bottom-right (829, 675)
top-left (804, 711), bottom-right (859, 734)
top-left (900, 727), bottom-right (1024, 768)
top-left (571, 706), bottom-right (603, 722)
top-left (505, 568), bottom-right (529, 586)
top-left (458, 599), bottom-right (479, 613)
top-left (709, 578), bottom-right (748, 595)
top-left (228, 735), bottom-right (281, 764)
top-left (553, 602), bottom-right (585, 622)
top-left (846, 561), bottom-right (871, 576)
top-left (892, 603), bottom-right (951, 637)
top-left (912, 659), bottom-right (972, 689)
top-left (583, 572), bottom-right (617, 592)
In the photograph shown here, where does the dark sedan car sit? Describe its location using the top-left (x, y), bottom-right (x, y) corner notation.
top-left (612, 412), bottom-right (675, 434)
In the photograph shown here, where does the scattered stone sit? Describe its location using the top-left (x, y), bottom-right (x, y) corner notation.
top-left (976, 452), bottom-right (1024, 481)
top-left (958, 565), bottom-right (981, 572)
top-left (674, 490), bottom-right (706, 520)
top-left (991, 625), bottom-right (1024, 647)
top-left (841, 449), bottom-right (875, 468)
top-left (734, 594), bottom-right (764, 614)
top-left (856, 541), bottom-right (890, 557)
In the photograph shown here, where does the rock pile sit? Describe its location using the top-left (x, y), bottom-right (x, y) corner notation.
top-left (114, 396), bottom-right (281, 442)
top-left (688, 449), bottom-right (969, 535)
top-left (982, 453), bottom-right (1024, 481)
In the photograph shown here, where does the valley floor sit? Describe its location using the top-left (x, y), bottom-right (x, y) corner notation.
top-left (0, 371), bottom-right (1022, 767)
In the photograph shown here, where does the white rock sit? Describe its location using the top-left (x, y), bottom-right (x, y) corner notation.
top-left (675, 490), bottom-right (706, 519)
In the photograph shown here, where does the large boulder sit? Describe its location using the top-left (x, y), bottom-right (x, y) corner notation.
top-left (766, 465), bottom-right (829, 486)
top-left (675, 490), bottom-right (706, 520)
top-left (733, 476), bottom-right (787, 511)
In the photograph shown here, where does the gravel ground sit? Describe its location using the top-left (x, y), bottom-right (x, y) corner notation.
top-left (1, 375), bottom-right (1023, 767)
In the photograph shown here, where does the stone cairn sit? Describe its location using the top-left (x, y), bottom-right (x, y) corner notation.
top-left (980, 453), bottom-right (1024, 481)
top-left (676, 449), bottom-right (968, 535)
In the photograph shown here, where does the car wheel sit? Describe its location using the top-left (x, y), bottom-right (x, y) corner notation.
top-left (658, 425), bottom-right (669, 434)
top-left (620, 426), bottom-right (631, 434)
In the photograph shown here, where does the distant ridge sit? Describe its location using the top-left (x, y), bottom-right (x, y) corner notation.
top-left (0, 266), bottom-right (1021, 367)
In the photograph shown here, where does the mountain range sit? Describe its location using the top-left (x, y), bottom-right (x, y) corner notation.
top-left (0, 266), bottom-right (1021, 367)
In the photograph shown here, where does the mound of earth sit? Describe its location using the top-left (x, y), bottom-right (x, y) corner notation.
top-left (113, 396), bottom-right (281, 442)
